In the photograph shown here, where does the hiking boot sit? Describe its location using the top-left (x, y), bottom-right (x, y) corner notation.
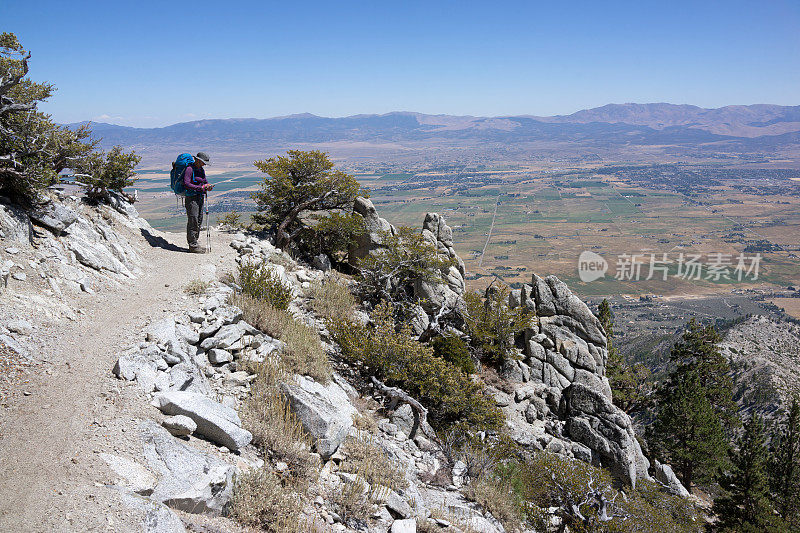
top-left (189, 247), bottom-right (207, 254)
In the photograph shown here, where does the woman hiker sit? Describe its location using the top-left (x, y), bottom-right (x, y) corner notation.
top-left (183, 152), bottom-right (214, 253)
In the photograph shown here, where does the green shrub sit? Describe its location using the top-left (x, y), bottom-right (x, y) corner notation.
top-left (237, 260), bottom-right (293, 310)
top-left (464, 283), bottom-right (534, 366)
top-left (431, 334), bottom-right (475, 374)
top-left (83, 145), bottom-right (141, 193)
top-left (481, 452), bottom-right (700, 533)
top-left (219, 210), bottom-right (243, 229)
top-left (329, 301), bottom-right (502, 431)
top-left (232, 293), bottom-right (331, 383)
top-left (300, 211), bottom-right (365, 261)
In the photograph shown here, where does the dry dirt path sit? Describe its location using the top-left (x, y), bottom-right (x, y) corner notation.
top-left (0, 226), bottom-right (237, 532)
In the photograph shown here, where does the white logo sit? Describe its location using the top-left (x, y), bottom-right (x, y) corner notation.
top-left (578, 251), bottom-right (608, 282)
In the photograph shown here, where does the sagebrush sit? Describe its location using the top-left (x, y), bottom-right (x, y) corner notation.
top-left (329, 300), bottom-right (502, 430)
top-left (237, 260), bottom-right (293, 310)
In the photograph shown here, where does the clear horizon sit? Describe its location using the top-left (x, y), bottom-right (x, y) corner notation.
top-left (3, 0), bottom-right (799, 128)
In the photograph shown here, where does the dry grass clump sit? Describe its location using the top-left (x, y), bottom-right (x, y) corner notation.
top-left (240, 361), bottom-right (319, 481)
top-left (339, 435), bottom-right (408, 492)
top-left (228, 468), bottom-right (301, 532)
top-left (467, 475), bottom-right (523, 532)
top-left (352, 412), bottom-right (378, 433)
top-left (309, 275), bottom-right (356, 321)
top-left (232, 293), bottom-right (331, 383)
top-left (326, 476), bottom-right (373, 525)
top-left (183, 279), bottom-right (211, 295)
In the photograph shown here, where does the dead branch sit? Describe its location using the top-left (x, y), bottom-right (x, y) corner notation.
top-left (370, 376), bottom-right (440, 444)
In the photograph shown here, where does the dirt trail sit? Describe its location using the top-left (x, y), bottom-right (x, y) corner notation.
top-left (0, 226), bottom-right (237, 532)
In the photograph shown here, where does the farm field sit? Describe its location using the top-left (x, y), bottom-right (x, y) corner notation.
top-left (363, 166), bottom-right (800, 298)
top-left (131, 162), bottom-right (800, 299)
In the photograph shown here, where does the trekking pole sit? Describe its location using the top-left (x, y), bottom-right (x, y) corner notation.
top-left (205, 190), bottom-right (211, 253)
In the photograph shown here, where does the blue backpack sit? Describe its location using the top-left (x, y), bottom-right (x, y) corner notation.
top-left (170, 153), bottom-right (195, 195)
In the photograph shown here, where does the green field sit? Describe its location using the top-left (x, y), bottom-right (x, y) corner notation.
top-left (131, 165), bottom-right (800, 298)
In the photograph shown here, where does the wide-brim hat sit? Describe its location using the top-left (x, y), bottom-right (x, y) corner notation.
top-left (195, 152), bottom-right (210, 164)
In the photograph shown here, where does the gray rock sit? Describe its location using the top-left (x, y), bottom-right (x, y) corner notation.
top-left (391, 519), bottom-right (416, 533)
top-left (207, 348), bottom-right (233, 365)
top-left (162, 415), bottom-right (197, 437)
top-left (350, 197), bottom-right (396, 261)
top-left (29, 202), bottom-right (78, 234)
top-left (407, 304), bottom-right (430, 337)
top-left (146, 318), bottom-right (182, 346)
top-left (11, 271), bottom-right (26, 281)
top-left (175, 323), bottom-right (199, 345)
top-left (466, 515), bottom-right (503, 533)
top-left (68, 238), bottom-right (128, 274)
top-left (391, 404), bottom-right (416, 439)
top-left (142, 500), bottom-right (187, 533)
top-left (152, 391), bottom-right (252, 450)
top-left (200, 323), bottom-right (244, 351)
top-left (653, 460), bottom-right (690, 497)
top-left (0, 203), bottom-right (32, 244)
top-left (5, 246), bottom-right (20, 255)
top-left (100, 453), bottom-right (157, 495)
top-left (113, 354), bottom-right (157, 391)
top-left (312, 253), bottom-right (332, 271)
top-left (140, 420), bottom-right (234, 515)
top-left (198, 319), bottom-right (222, 340)
top-left (167, 362), bottom-right (211, 395)
top-left (119, 493), bottom-right (187, 533)
top-left (212, 306), bottom-right (243, 326)
top-left (280, 375), bottom-right (357, 459)
top-left (385, 490), bottom-right (413, 519)
top-left (561, 383), bottom-right (650, 487)
top-left (6, 319), bottom-right (32, 335)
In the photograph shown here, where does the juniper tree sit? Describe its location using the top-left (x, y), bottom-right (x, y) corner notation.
top-left (596, 299), bottom-right (651, 414)
top-left (0, 32), bottom-right (137, 203)
top-left (464, 283), bottom-right (533, 366)
top-left (251, 150), bottom-right (367, 249)
top-left (356, 226), bottom-right (455, 308)
top-left (713, 414), bottom-right (785, 532)
top-left (769, 397), bottom-right (800, 528)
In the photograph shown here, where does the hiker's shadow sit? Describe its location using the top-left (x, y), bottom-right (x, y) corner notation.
top-left (140, 228), bottom-right (189, 253)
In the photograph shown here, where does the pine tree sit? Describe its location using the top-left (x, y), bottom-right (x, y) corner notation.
top-left (649, 319), bottom-right (737, 490)
top-left (669, 319), bottom-right (738, 429)
top-left (769, 397), bottom-right (800, 529)
top-left (650, 369), bottom-right (729, 489)
top-left (596, 299), bottom-right (651, 414)
top-left (713, 415), bottom-right (785, 532)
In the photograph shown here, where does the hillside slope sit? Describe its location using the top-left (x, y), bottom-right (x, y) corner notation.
top-left (74, 103), bottom-right (800, 156)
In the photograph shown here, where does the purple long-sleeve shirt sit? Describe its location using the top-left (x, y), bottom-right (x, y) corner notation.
top-left (183, 165), bottom-right (208, 193)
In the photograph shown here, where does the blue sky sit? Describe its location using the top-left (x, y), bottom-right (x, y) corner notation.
top-left (3, 0), bottom-right (799, 127)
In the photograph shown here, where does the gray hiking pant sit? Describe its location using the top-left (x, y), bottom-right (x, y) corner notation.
top-left (185, 194), bottom-right (204, 249)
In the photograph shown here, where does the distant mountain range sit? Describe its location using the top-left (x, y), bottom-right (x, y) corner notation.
top-left (73, 103), bottom-right (800, 155)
